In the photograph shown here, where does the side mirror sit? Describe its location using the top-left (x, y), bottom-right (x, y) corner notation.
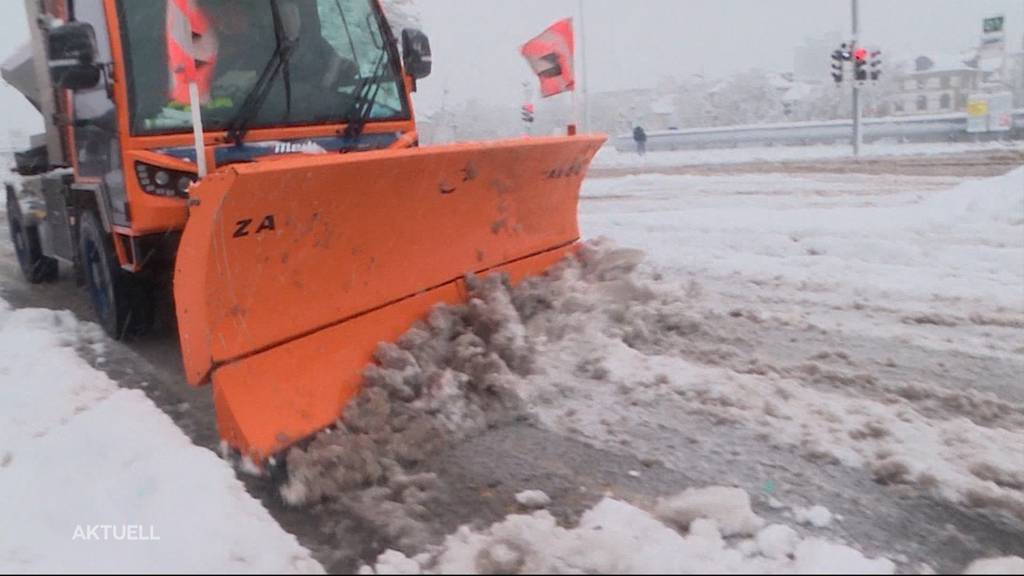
top-left (48, 22), bottom-right (101, 91)
top-left (401, 29), bottom-right (432, 81)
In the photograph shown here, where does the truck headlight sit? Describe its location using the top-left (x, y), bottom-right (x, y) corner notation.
top-left (135, 162), bottom-right (196, 198)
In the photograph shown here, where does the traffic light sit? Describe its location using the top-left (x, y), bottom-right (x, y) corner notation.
top-left (869, 50), bottom-right (882, 81)
top-left (521, 103), bottom-right (535, 123)
top-left (830, 49), bottom-right (844, 84)
top-left (854, 46), bottom-right (868, 81)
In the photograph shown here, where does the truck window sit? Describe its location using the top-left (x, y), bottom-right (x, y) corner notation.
top-left (116, 0), bottom-right (408, 136)
top-left (71, 0), bottom-right (129, 225)
top-left (72, 0), bottom-right (116, 178)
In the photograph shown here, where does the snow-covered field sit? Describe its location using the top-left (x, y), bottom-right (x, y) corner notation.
top-left (0, 302), bottom-right (322, 573)
top-left (593, 140), bottom-right (1024, 169)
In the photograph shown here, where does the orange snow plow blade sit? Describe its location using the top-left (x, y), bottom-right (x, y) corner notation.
top-left (174, 134), bottom-right (605, 460)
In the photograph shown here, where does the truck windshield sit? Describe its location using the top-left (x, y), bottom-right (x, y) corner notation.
top-left (116, 0), bottom-right (408, 136)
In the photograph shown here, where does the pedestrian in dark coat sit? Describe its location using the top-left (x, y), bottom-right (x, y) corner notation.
top-left (633, 125), bottom-right (647, 156)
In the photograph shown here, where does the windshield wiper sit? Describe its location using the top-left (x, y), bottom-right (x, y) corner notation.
top-left (226, 0), bottom-right (297, 145)
top-left (341, 48), bottom-right (388, 144)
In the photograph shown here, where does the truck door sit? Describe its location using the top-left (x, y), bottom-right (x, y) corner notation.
top-left (69, 0), bottom-right (128, 227)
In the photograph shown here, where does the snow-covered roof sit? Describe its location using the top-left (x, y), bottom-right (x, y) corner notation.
top-left (977, 57), bottom-right (1004, 72)
top-left (911, 53), bottom-right (977, 74)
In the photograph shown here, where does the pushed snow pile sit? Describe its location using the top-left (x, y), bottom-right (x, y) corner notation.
top-left (919, 166), bottom-right (1024, 226)
top-left (281, 273), bottom-right (533, 549)
top-left (361, 489), bottom-right (895, 575)
top-left (0, 301), bottom-right (321, 573)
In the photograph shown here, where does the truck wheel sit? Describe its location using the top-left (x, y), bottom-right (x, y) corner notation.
top-left (6, 190), bottom-right (58, 283)
top-left (77, 210), bottom-right (154, 339)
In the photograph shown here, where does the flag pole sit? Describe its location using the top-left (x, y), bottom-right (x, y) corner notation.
top-left (571, 41), bottom-right (580, 136)
top-left (189, 81), bottom-right (207, 177)
top-left (569, 15), bottom-right (581, 135)
top-left (570, 86), bottom-right (579, 135)
top-left (577, 0), bottom-right (588, 133)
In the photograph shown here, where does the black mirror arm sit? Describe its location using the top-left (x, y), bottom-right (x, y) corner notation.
top-left (101, 63), bottom-right (114, 99)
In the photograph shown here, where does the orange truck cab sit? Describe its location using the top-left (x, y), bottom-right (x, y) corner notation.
top-left (5, 0), bottom-right (431, 337)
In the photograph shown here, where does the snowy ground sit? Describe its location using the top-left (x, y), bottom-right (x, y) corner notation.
top-left (353, 166), bottom-right (1024, 573)
top-left (0, 300), bottom-right (322, 573)
top-left (2, 149), bottom-right (1022, 574)
top-left (593, 140), bottom-right (1024, 169)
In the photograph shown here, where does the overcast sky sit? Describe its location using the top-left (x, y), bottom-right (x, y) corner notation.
top-left (1, 0), bottom-right (1022, 145)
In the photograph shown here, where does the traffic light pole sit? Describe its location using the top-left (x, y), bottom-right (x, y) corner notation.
top-left (851, 0), bottom-right (862, 158)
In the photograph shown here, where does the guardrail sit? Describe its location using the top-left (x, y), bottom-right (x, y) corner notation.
top-left (614, 110), bottom-right (1024, 152)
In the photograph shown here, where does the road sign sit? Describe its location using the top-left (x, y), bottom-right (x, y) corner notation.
top-left (983, 15), bottom-right (1004, 34)
top-left (967, 95), bottom-right (989, 134)
top-left (521, 103), bottom-right (535, 123)
top-left (988, 92), bottom-right (1012, 132)
top-left (981, 14), bottom-right (1006, 49)
top-left (966, 92), bottom-right (1013, 133)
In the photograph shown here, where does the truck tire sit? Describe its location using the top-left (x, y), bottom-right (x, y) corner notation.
top-left (6, 190), bottom-right (58, 283)
top-left (77, 210), bottom-right (154, 339)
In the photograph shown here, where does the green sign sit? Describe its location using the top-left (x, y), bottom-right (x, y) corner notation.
top-left (984, 16), bottom-right (1004, 34)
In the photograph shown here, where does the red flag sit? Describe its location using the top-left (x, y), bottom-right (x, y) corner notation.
top-left (167, 0), bottom-right (217, 104)
top-left (521, 18), bottom-right (575, 98)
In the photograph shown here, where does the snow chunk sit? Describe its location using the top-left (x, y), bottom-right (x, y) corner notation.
top-left (794, 505), bottom-right (834, 528)
top-left (756, 524), bottom-right (800, 559)
top-left (363, 549), bottom-right (422, 575)
top-left (655, 486), bottom-right (765, 536)
top-left (514, 490), bottom-right (551, 509)
top-left (963, 556), bottom-right (1024, 575)
top-left (240, 455), bottom-right (265, 477)
top-left (793, 538), bottom-right (895, 574)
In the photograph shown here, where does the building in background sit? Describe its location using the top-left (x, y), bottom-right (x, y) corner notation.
top-left (889, 54), bottom-right (982, 115)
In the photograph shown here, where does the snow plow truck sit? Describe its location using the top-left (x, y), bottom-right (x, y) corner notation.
top-left (3, 0), bottom-right (604, 461)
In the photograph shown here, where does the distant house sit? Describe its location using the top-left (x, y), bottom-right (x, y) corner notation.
top-left (889, 54), bottom-right (982, 115)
